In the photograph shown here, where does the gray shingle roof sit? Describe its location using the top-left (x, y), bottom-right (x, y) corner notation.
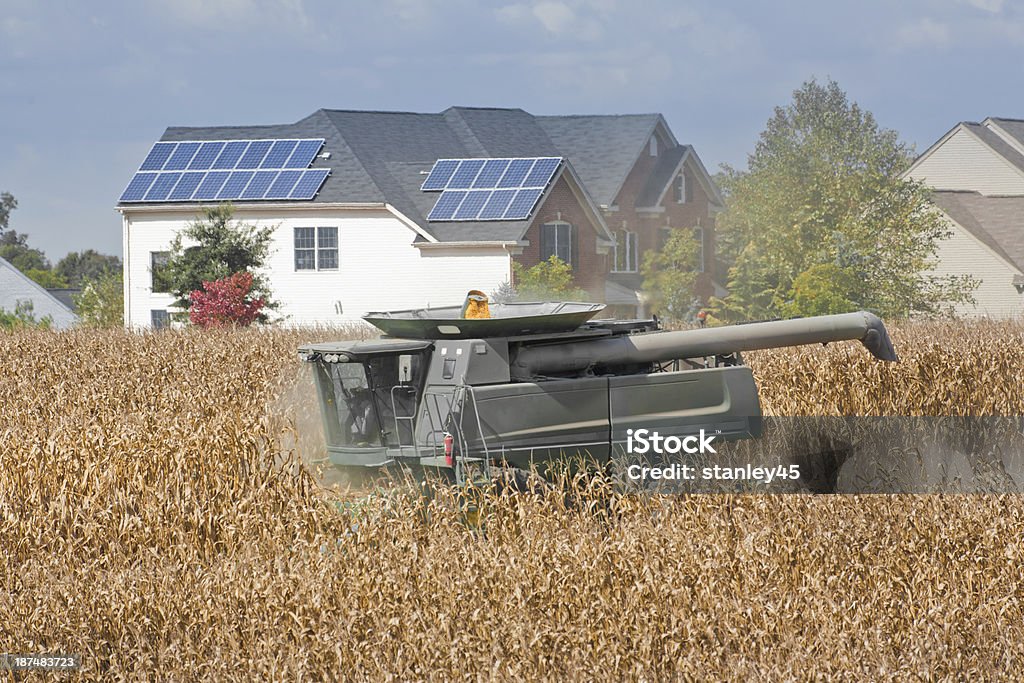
top-left (536, 114), bottom-right (664, 206)
top-left (635, 145), bottom-right (690, 208)
top-left (964, 123), bottom-right (1024, 175)
top-left (931, 191), bottom-right (1024, 273)
top-left (135, 107), bottom-right (685, 242)
top-left (990, 118), bottom-right (1024, 150)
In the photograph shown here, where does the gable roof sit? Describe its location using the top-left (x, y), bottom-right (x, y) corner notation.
top-left (931, 191), bottom-right (1024, 273)
top-left (988, 117), bottom-right (1024, 151)
top-left (0, 256), bottom-right (79, 328)
top-left (126, 107), bottom-right (712, 243)
top-left (962, 123), bottom-right (1024, 174)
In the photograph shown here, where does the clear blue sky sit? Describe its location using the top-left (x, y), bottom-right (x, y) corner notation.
top-left (2, 0), bottom-right (1022, 263)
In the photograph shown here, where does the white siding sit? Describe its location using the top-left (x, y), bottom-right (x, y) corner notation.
top-left (931, 217), bottom-right (1024, 319)
top-left (122, 207), bottom-right (512, 328)
top-left (0, 259), bottom-right (79, 329)
top-left (909, 128), bottom-right (1024, 195)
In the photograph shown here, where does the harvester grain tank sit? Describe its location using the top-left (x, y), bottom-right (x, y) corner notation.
top-left (298, 300), bottom-right (897, 483)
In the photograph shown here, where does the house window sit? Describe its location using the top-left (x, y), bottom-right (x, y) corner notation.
top-left (151, 309), bottom-right (170, 329)
top-left (151, 251), bottom-right (171, 293)
top-left (612, 230), bottom-right (638, 273)
top-left (659, 227), bottom-right (704, 272)
top-left (674, 174), bottom-right (687, 203)
top-left (540, 222), bottom-right (573, 267)
top-left (295, 227), bottom-right (338, 271)
top-left (649, 136), bottom-right (658, 157)
top-left (692, 228), bottom-right (704, 273)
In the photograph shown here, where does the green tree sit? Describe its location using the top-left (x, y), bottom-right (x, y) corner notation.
top-left (163, 204), bottom-right (276, 319)
top-left (23, 269), bottom-right (69, 289)
top-left (641, 229), bottom-right (702, 322)
top-left (0, 230), bottom-right (49, 272)
top-left (74, 270), bottom-right (124, 328)
top-left (0, 192), bottom-right (15, 234)
top-left (714, 78), bottom-right (975, 321)
top-left (0, 300), bottom-right (51, 330)
top-left (56, 250), bottom-right (122, 287)
top-left (511, 256), bottom-right (588, 301)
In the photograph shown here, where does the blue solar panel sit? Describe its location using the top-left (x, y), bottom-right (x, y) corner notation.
top-left (447, 159), bottom-right (486, 189)
top-left (453, 190), bottom-right (490, 219)
top-left (188, 142), bottom-right (225, 170)
top-left (127, 138), bottom-right (327, 202)
top-left (427, 190), bottom-right (467, 220)
top-left (285, 139), bottom-right (324, 168)
top-left (289, 169), bottom-right (330, 199)
top-left (236, 141), bottom-right (272, 169)
top-left (143, 172), bottom-right (182, 201)
top-left (497, 158), bottom-right (535, 188)
top-left (241, 170), bottom-right (277, 199)
top-left (261, 140), bottom-right (298, 169)
top-left (212, 141), bottom-right (249, 169)
top-left (164, 142), bottom-right (201, 171)
top-left (217, 171), bottom-right (255, 200)
top-left (473, 159), bottom-right (511, 189)
top-left (264, 170), bottom-right (303, 199)
top-left (421, 159), bottom-right (460, 190)
top-left (140, 143), bottom-right (176, 171)
top-left (194, 171), bottom-right (230, 200)
top-left (120, 172), bottom-right (159, 201)
top-left (479, 189), bottom-right (518, 219)
top-left (523, 157), bottom-right (560, 188)
top-left (503, 188), bottom-right (543, 219)
top-left (168, 172), bottom-right (205, 201)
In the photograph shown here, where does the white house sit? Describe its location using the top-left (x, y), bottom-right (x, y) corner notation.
top-left (0, 255), bottom-right (79, 329)
top-left (904, 117), bottom-right (1024, 318)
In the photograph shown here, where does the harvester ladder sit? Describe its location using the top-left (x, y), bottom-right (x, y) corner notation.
top-left (390, 385), bottom-right (419, 457)
top-left (453, 384), bottom-right (491, 487)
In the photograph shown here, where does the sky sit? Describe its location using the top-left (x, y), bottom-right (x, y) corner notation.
top-left (1, 0), bottom-right (1023, 263)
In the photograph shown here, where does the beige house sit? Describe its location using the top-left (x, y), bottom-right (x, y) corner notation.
top-left (904, 117), bottom-right (1024, 318)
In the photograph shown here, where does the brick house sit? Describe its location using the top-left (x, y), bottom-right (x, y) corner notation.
top-left (117, 107), bottom-right (722, 326)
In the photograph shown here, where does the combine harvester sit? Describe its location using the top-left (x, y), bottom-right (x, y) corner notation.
top-left (298, 294), bottom-right (897, 486)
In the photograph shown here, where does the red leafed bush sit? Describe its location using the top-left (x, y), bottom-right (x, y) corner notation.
top-left (188, 272), bottom-right (265, 328)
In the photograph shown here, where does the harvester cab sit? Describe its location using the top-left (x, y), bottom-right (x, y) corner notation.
top-left (298, 298), bottom-right (897, 485)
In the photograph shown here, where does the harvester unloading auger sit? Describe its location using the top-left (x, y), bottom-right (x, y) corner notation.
top-left (298, 295), bottom-right (897, 486)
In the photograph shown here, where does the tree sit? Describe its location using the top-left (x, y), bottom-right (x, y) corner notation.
top-left (0, 192), bottom-right (15, 235)
top-left (163, 204), bottom-right (275, 320)
top-left (641, 229), bottom-right (703, 323)
top-left (510, 256), bottom-right (588, 301)
top-left (22, 269), bottom-right (69, 289)
top-left (0, 300), bottom-right (51, 331)
top-left (714, 78), bottom-right (976, 321)
top-left (0, 230), bottom-right (49, 272)
top-left (74, 270), bottom-right (124, 328)
top-left (56, 250), bottom-right (122, 288)
top-left (188, 272), bottom-right (266, 328)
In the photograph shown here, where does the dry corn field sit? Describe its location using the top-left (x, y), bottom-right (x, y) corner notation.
top-left (3, 321), bottom-right (1024, 680)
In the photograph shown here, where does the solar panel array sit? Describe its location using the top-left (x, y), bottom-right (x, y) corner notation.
top-left (120, 139), bottom-right (330, 202)
top-left (422, 157), bottom-right (561, 222)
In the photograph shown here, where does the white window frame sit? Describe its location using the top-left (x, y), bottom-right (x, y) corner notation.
top-left (540, 221), bottom-right (572, 266)
top-left (294, 226), bottom-right (339, 271)
top-left (151, 251), bottom-right (170, 293)
top-left (612, 229), bottom-right (638, 273)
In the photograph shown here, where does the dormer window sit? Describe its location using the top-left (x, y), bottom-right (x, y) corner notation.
top-left (649, 137), bottom-right (658, 157)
